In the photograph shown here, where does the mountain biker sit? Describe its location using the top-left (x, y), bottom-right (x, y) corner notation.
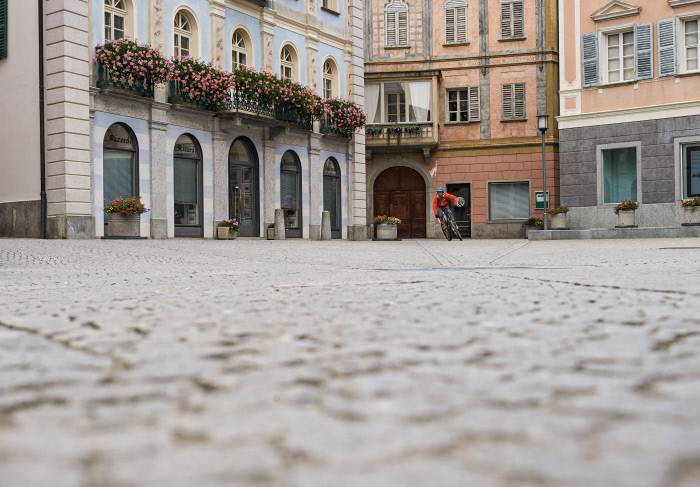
top-left (433, 187), bottom-right (459, 223)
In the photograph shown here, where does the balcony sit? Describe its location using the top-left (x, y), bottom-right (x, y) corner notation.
top-left (366, 122), bottom-right (438, 151)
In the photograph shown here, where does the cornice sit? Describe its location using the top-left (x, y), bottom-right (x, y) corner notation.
top-left (669, 0), bottom-right (700, 7)
top-left (591, 1), bottom-right (640, 23)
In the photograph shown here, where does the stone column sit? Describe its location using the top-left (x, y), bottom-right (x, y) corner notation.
top-left (210, 1), bottom-right (226, 69)
top-left (212, 121), bottom-right (229, 224)
top-left (307, 34), bottom-right (319, 93)
top-left (149, 105), bottom-right (169, 239)
top-left (151, 0), bottom-right (165, 52)
top-left (308, 134), bottom-right (322, 240)
top-left (45, 0), bottom-right (93, 238)
top-left (263, 131), bottom-right (277, 226)
top-left (348, 0), bottom-right (367, 240)
top-left (262, 9), bottom-right (276, 72)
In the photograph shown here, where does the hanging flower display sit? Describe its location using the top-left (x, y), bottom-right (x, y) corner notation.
top-left (172, 58), bottom-right (235, 110)
top-left (95, 39), bottom-right (173, 88)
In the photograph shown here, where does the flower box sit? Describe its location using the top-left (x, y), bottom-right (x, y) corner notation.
top-left (550, 213), bottom-right (567, 230)
top-left (217, 227), bottom-right (238, 240)
top-left (614, 201), bottom-right (638, 228)
top-left (106, 214), bottom-right (141, 237)
top-left (375, 224), bottom-right (398, 241)
top-left (681, 206), bottom-right (700, 226)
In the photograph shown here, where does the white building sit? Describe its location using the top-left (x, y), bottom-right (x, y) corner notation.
top-left (0, 0), bottom-right (367, 240)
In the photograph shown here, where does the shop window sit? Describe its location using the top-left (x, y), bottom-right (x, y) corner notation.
top-left (0, 0), bottom-right (7, 60)
top-left (489, 181), bottom-right (529, 220)
top-left (103, 123), bottom-right (138, 206)
top-left (600, 146), bottom-right (639, 204)
top-left (323, 158), bottom-right (341, 237)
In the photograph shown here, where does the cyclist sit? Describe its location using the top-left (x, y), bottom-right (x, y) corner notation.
top-left (433, 187), bottom-right (460, 224)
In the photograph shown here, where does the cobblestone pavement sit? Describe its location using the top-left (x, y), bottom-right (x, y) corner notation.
top-left (1, 238), bottom-right (699, 487)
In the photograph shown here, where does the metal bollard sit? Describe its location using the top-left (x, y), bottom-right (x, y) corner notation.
top-left (321, 211), bottom-right (332, 241)
top-left (274, 209), bottom-right (286, 240)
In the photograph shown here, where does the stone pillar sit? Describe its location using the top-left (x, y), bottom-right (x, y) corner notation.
top-left (274, 209), bottom-right (286, 240)
top-left (348, 0), bottom-right (367, 240)
top-left (151, 0), bottom-right (165, 52)
top-left (262, 9), bottom-right (276, 72)
top-left (149, 105), bottom-right (169, 239)
top-left (307, 35), bottom-right (318, 93)
top-left (263, 131), bottom-right (277, 226)
top-left (212, 121), bottom-right (229, 224)
top-left (210, 1), bottom-right (226, 69)
top-left (308, 134), bottom-right (322, 240)
top-left (321, 211), bottom-right (332, 240)
top-left (45, 0), bottom-right (93, 239)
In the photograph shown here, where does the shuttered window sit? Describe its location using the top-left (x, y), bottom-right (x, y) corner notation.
top-left (606, 31), bottom-right (635, 82)
top-left (684, 19), bottom-right (699, 71)
top-left (489, 182), bottom-right (530, 221)
top-left (385, 1), bottom-right (408, 47)
top-left (0, 0), bottom-right (7, 60)
top-left (658, 19), bottom-right (677, 77)
top-left (500, 0), bottom-right (524, 39)
top-left (584, 25), bottom-right (654, 86)
top-left (502, 83), bottom-right (525, 121)
top-left (447, 87), bottom-right (480, 123)
top-left (635, 24), bottom-right (653, 80)
top-left (445, 0), bottom-right (467, 44)
top-left (582, 32), bottom-right (599, 87)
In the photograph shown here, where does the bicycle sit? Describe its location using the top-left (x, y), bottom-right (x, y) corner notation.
top-left (440, 197), bottom-right (464, 241)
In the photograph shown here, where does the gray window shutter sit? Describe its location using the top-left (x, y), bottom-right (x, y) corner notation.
top-left (502, 84), bottom-right (514, 119)
top-left (512, 1), bottom-right (524, 38)
top-left (582, 32), bottom-right (599, 87)
top-left (445, 8), bottom-right (456, 43)
top-left (514, 83), bottom-right (525, 119)
top-left (635, 23), bottom-right (653, 80)
top-left (456, 7), bottom-right (467, 43)
top-left (658, 18), bottom-right (677, 77)
top-left (469, 86), bottom-right (480, 121)
top-left (386, 12), bottom-right (397, 46)
top-left (398, 11), bottom-right (408, 45)
top-left (501, 2), bottom-right (512, 39)
top-left (0, 0), bottom-right (7, 60)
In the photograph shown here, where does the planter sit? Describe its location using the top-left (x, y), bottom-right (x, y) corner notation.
top-left (266, 227), bottom-right (275, 240)
top-left (106, 213), bottom-right (140, 237)
top-left (217, 227), bottom-right (238, 240)
top-left (375, 224), bottom-right (398, 241)
top-left (681, 206), bottom-right (700, 226)
top-left (550, 213), bottom-right (568, 230)
top-left (616, 209), bottom-right (636, 228)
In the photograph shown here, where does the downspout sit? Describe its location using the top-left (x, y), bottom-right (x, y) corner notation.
top-left (38, 0), bottom-right (47, 238)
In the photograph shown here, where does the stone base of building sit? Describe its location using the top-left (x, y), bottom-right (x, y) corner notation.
top-left (150, 219), bottom-right (168, 239)
top-left (0, 200), bottom-right (41, 238)
top-left (47, 215), bottom-right (94, 239)
top-left (471, 222), bottom-right (527, 239)
top-left (566, 203), bottom-right (687, 229)
top-left (348, 224), bottom-right (368, 241)
top-left (309, 224), bottom-right (321, 241)
top-left (529, 226), bottom-right (700, 240)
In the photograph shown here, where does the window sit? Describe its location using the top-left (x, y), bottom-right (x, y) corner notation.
top-left (502, 83), bottom-right (525, 120)
top-left (104, 0), bottom-right (127, 41)
top-left (232, 29), bottom-right (250, 69)
top-left (174, 134), bottom-right (203, 236)
top-left (366, 81), bottom-right (432, 124)
top-left (385, 0), bottom-right (408, 47)
top-left (322, 0), bottom-right (339, 12)
top-left (280, 45), bottom-right (297, 81)
top-left (280, 151), bottom-right (302, 238)
top-left (687, 146), bottom-right (700, 197)
top-left (489, 182), bottom-right (530, 220)
top-left (174, 11), bottom-right (193, 59)
top-left (601, 146), bottom-right (638, 204)
top-left (446, 87), bottom-right (479, 123)
top-left (0, 0), bottom-right (7, 60)
top-left (323, 59), bottom-right (337, 99)
top-left (606, 31), bottom-right (635, 82)
top-left (685, 19), bottom-right (699, 71)
top-left (500, 0), bottom-right (524, 39)
top-left (103, 124), bottom-right (139, 207)
top-left (445, 0), bottom-right (467, 44)
top-left (323, 158), bottom-right (341, 237)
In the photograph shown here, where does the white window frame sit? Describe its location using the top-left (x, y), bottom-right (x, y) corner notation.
top-left (104, 0), bottom-right (128, 42)
top-left (445, 87), bottom-right (479, 124)
top-left (385, 0), bottom-right (409, 48)
top-left (600, 27), bottom-right (636, 84)
top-left (232, 29), bottom-right (249, 70)
top-left (280, 44), bottom-right (297, 81)
top-left (322, 0), bottom-right (339, 12)
top-left (673, 136), bottom-right (700, 200)
top-left (366, 80), bottom-right (434, 125)
top-left (500, 0), bottom-right (524, 40)
top-left (174, 11), bottom-right (193, 60)
top-left (487, 180), bottom-right (531, 222)
top-left (677, 14), bottom-right (700, 74)
top-left (322, 58), bottom-right (338, 99)
top-left (445, 0), bottom-right (468, 45)
top-left (596, 142), bottom-right (643, 206)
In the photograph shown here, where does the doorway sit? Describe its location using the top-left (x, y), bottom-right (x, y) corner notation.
top-left (446, 183), bottom-right (471, 238)
top-left (373, 166), bottom-right (426, 239)
top-left (229, 138), bottom-right (260, 237)
top-left (281, 150), bottom-right (302, 238)
top-left (323, 158), bottom-right (342, 239)
top-left (173, 134), bottom-right (203, 238)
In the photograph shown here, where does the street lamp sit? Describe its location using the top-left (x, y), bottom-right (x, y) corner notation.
top-left (537, 114), bottom-right (549, 230)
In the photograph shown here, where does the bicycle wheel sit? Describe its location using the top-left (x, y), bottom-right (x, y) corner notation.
top-left (449, 216), bottom-right (462, 241)
top-left (441, 216), bottom-right (452, 241)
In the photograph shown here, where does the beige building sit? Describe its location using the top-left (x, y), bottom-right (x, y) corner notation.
top-left (0, 0), bottom-right (367, 240)
top-left (559, 0), bottom-right (700, 228)
top-left (365, 0), bottom-right (559, 239)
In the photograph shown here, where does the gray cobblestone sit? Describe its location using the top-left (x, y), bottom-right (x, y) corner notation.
top-left (0, 238), bottom-right (699, 487)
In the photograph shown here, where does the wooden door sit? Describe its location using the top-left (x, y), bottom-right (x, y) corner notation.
top-left (374, 166), bottom-right (427, 238)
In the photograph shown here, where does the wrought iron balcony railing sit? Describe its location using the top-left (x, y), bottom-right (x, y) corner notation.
top-left (96, 65), bottom-right (154, 98)
top-left (366, 122), bottom-right (437, 148)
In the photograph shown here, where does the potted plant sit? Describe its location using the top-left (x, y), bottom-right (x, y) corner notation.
top-left (614, 200), bottom-right (639, 227)
top-left (548, 207), bottom-right (569, 230)
top-left (104, 197), bottom-right (149, 237)
top-left (266, 223), bottom-right (276, 240)
top-left (680, 197), bottom-right (700, 226)
top-left (373, 215), bottom-right (401, 240)
top-left (527, 217), bottom-right (544, 230)
top-left (217, 219), bottom-right (239, 240)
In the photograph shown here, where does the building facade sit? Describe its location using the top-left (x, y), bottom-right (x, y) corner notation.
top-left (0, 0), bottom-right (367, 240)
top-left (558, 0), bottom-right (700, 229)
top-left (364, 0), bottom-right (559, 238)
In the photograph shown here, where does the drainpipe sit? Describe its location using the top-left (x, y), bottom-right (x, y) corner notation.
top-left (38, 0), bottom-right (47, 238)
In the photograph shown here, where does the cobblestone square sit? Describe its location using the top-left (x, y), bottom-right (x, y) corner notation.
top-left (0, 238), bottom-right (699, 487)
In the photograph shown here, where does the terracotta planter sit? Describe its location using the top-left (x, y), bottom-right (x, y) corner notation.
top-left (617, 209), bottom-right (636, 227)
top-left (550, 213), bottom-right (568, 230)
top-left (217, 227), bottom-right (238, 240)
top-left (105, 213), bottom-right (140, 237)
top-left (375, 224), bottom-right (398, 241)
top-left (681, 206), bottom-right (700, 226)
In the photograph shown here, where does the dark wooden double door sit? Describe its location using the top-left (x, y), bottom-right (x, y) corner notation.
top-left (374, 166), bottom-right (426, 239)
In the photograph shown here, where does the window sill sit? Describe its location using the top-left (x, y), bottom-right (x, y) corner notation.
top-left (673, 70), bottom-right (700, 78)
top-left (320, 6), bottom-right (340, 16)
top-left (445, 121), bottom-right (478, 126)
top-left (498, 37), bottom-right (527, 43)
top-left (384, 45), bottom-right (410, 50)
top-left (443, 41), bottom-right (470, 47)
top-left (596, 79), bottom-right (638, 88)
top-left (501, 118), bottom-right (527, 123)
top-left (488, 219), bottom-right (529, 224)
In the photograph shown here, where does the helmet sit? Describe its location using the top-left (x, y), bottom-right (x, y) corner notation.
top-left (436, 187), bottom-right (445, 193)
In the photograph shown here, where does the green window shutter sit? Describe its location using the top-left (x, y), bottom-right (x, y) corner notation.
top-left (0, 0), bottom-right (7, 60)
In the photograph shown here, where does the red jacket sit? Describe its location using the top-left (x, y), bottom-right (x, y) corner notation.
top-left (433, 193), bottom-right (459, 217)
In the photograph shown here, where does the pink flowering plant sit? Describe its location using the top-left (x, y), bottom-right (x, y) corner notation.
top-left (95, 39), bottom-right (173, 94)
top-left (318, 98), bottom-right (367, 137)
top-left (172, 58), bottom-right (235, 110)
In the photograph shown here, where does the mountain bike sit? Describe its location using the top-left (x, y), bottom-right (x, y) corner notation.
top-left (440, 197), bottom-right (464, 241)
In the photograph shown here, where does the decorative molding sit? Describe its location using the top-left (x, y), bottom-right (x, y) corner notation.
top-left (591, 1), bottom-right (640, 22)
top-left (669, 0), bottom-right (700, 7)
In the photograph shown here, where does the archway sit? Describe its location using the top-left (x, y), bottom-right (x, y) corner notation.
top-left (323, 158), bottom-right (341, 239)
top-left (373, 166), bottom-right (426, 239)
top-left (103, 123), bottom-right (139, 207)
top-left (280, 150), bottom-right (302, 238)
top-left (173, 133), bottom-right (203, 237)
top-left (229, 137), bottom-right (259, 237)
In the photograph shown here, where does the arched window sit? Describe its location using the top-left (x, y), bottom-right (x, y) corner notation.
top-left (385, 0), bottom-right (408, 47)
top-left (323, 158), bottom-right (341, 238)
top-left (322, 59), bottom-right (338, 99)
top-left (174, 10), bottom-right (197, 59)
top-left (280, 151), bottom-right (302, 238)
top-left (232, 29), bottom-right (251, 70)
top-left (104, 0), bottom-right (133, 41)
top-left (103, 123), bottom-right (138, 206)
top-left (280, 44), bottom-right (298, 81)
top-left (173, 134), bottom-right (203, 237)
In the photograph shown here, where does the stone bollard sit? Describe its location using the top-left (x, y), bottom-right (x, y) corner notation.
top-left (274, 209), bottom-right (286, 240)
top-left (321, 211), bottom-right (332, 241)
